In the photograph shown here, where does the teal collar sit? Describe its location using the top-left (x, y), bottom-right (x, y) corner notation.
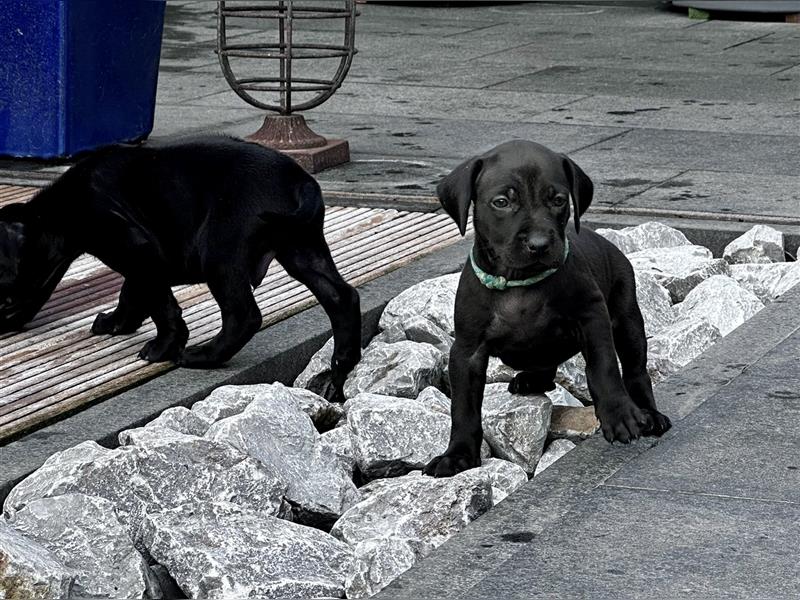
top-left (470, 239), bottom-right (569, 290)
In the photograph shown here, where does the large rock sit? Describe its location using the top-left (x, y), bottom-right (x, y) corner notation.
top-left (481, 383), bottom-right (552, 476)
top-left (345, 537), bottom-right (419, 599)
top-left (627, 245), bottom-right (730, 302)
top-left (331, 468), bottom-right (493, 553)
top-left (141, 501), bottom-right (354, 600)
top-left (534, 439), bottom-right (577, 476)
top-left (415, 385), bottom-right (451, 415)
top-left (193, 383), bottom-right (343, 432)
top-left (478, 458), bottom-right (529, 504)
top-left (730, 262), bottom-right (800, 302)
top-left (205, 383), bottom-right (359, 527)
top-left (344, 340), bottom-right (445, 399)
top-left (3, 438), bottom-right (287, 540)
top-left (0, 522), bottom-right (73, 599)
top-left (318, 426), bottom-right (357, 478)
top-left (378, 273), bottom-right (460, 350)
top-left (545, 383), bottom-right (584, 407)
top-left (647, 316), bottom-right (722, 380)
top-left (346, 393), bottom-right (462, 479)
top-left (293, 336), bottom-right (335, 395)
top-left (142, 406), bottom-right (210, 438)
top-left (596, 222), bottom-right (691, 255)
top-left (634, 270), bottom-right (675, 337)
top-left (674, 275), bottom-right (764, 337)
top-left (549, 406), bottom-right (600, 441)
top-left (723, 225), bottom-right (785, 264)
top-left (8, 493), bottom-right (153, 599)
top-left (555, 354), bottom-right (591, 403)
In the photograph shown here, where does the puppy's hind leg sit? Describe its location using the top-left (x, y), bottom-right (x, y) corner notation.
top-left (180, 267), bottom-right (262, 368)
top-left (92, 279), bottom-right (149, 335)
top-left (276, 236), bottom-right (361, 403)
top-left (610, 295), bottom-right (671, 437)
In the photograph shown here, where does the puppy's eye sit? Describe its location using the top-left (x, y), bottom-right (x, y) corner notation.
top-left (552, 195), bottom-right (568, 206)
top-left (491, 196), bottom-right (510, 209)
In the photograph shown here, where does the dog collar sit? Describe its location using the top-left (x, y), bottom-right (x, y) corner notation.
top-left (470, 239), bottom-right (569, 290)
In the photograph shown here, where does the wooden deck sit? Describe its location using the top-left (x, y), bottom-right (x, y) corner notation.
top-left (0, 184), bottom-right (462, 442)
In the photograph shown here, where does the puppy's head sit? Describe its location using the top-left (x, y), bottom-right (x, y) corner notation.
top-left (438, 140), bottom-right (593, 272)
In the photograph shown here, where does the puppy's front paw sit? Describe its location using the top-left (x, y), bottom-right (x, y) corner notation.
top-left (598, 403), bottom-right (649, 444)
top-left (139, 336), bottom-right (184, 363)
top-left (641, 409), bottom-right (672, 437)
top-left (423, 453), bottom-right (479, 478)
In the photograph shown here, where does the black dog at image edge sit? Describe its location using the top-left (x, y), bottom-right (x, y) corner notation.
top-left (424, 140), bottom-right (671, 477)
top-left (0, 136), bottom-right (361, 402)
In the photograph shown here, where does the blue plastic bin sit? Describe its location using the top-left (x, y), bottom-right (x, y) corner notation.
top-left (0, 0), bottom-right (166, 158)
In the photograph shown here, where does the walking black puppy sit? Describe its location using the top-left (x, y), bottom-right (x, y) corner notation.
top-left (0, 136), bottom-right (361, 401)
top-left (424, 140), bottom-right (671, 477)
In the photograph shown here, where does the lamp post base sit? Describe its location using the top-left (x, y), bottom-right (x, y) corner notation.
top-left (246, 114), bottom-right (350, 173)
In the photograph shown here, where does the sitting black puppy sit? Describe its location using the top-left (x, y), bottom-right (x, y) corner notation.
top-left (424, 140), bottom-right (671, 477)
top-left (0, 136), bottom-right (361, 401)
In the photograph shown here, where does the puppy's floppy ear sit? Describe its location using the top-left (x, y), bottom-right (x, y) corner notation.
top-left (437, 156), bottom-right (483, 236)
top-left (561, 155), bottom-right (593, 234)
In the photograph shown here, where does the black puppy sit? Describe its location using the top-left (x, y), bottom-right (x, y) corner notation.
top-left (0, 136), bottom-right (361, 401)
top-left (424, 140), bottom-right (671, 477)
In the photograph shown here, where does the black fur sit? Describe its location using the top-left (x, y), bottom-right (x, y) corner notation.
top-left (425, 140), bottom-right (671, 477)
top-left (0, 136), bottom-right (361, 401)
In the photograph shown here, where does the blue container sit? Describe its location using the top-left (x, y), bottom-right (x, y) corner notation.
top-left (0, 0), bottom-right (166, 158)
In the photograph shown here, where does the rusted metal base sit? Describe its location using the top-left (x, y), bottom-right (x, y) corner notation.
top-left (246, 114), bottom-right (350, 173)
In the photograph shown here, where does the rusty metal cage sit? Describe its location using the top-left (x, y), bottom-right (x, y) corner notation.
top-left (216, 1), bottom-right (358, 171)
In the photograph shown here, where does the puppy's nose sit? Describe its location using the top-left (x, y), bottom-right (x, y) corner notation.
top-left (522, 233), bottom-right (551, 256)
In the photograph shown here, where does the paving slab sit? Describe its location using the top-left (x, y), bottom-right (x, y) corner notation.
top-left (463, 486), bottom-right (800, 600)
top-left (571, 128), bottom-right (799, 176)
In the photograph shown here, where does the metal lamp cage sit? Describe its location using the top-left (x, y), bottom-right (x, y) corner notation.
top-left (216, 1), bottom-right (358, 116)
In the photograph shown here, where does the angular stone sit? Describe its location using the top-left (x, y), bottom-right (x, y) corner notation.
top-left (478, 458), bottom-right (529, 504)
top-left (194, 382), bottom-right (344, 432)
top-left (346, 393), bottom-right (452, 479)
top-left (634, 270), bottom-right (675, 337)
top-left (206, 383), bottom-right (359, 527)
top-left (723, 225), bottom-right (785, 264)
top-left (627, 245), bottom-right (730, 302)
top-left (549, 406), bottom-right (600, 441)
top-left (555, 354), bottom-right (591, 403)
top-left (415, 385), bottom-right (451, 415)
top-left (8, 493), bottom-right (153, 599)
top-left (596, 222), bottom-right (691, 255)
top-left (674, 275), bottom-right (764, 337)
top-left (485, 356), bottom-right (519, 384)
top-left (545, 383), bottom-right (584, 407)
top-left (534, 439), bottom-right (577, 476)
top-left (378, 273), bottom-right (460, 349)
top-left (345, 537), bottom-right (419, 600)
top-left (344, 340), bottom-right (445, 399)
top-left (482, 383), bottom-right (552, 476)
top-left (141, 501), bottom-right (353, 600)
top-left (292, 336), bottom-right (350, 401)
top-left (370, 321), bottom-right (409, 345)
top-left (647, 316), bottom-right (722, 380)
top-left (3, 438), bottom-right (287, 541)
top-left (730, 262), bottom-right (800, 302)
top-left (0, 522), bottom-right (73, 600)
top-left (143, 406), bottom-right (210, 437)
top-left (190, 385), bottom-right (256, 424)
top-left (318, 426), bottom-right (357, 478)
top-left (331, 469), bottom-right (493, 552)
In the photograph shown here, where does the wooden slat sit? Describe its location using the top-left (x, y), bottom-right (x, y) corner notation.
top-left (0, 189), bottom-right (463, 441)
